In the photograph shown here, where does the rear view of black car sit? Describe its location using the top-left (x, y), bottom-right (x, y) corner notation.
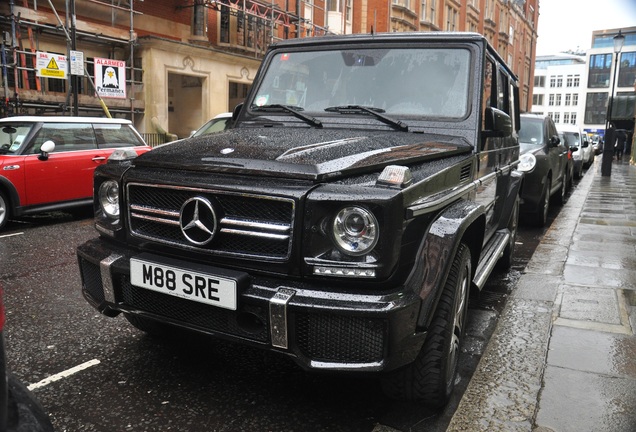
top-left (77, 32), bottom-right (523, 406)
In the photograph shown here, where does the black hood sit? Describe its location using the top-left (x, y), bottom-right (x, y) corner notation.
top-left (136, 128), bottom-right (472, 181)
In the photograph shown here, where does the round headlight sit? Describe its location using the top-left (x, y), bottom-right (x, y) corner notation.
top-left (331, 206), bottom-right (379, 256)
top-left (518, 153), bottom-right (537, 173)
top-left (98, 180), bottom-right (120, 218)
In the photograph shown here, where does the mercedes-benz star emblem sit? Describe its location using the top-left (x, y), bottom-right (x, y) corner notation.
top-left (179, 197), bottom-right (217, 246)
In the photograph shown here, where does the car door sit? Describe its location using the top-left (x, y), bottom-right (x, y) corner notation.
top-left (545, 118), bottom-right (566, 189)
top-left (23, 122), bottom-right (99, 206)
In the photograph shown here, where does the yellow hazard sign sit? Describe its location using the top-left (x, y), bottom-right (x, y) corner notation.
top-left (36, 51), bottom-right (67, 79)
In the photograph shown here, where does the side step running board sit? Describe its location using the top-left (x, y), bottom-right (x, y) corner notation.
top-left (473, 230), bottom-right (510, 290)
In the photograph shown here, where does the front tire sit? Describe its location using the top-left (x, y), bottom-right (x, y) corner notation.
top-left (381, 244), bottom-right (472, 406)
top-left (0, 190), bottom-right (9, 231)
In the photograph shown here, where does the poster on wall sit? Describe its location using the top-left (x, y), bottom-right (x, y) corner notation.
top-left (94, 57), bottom-right (126, 99)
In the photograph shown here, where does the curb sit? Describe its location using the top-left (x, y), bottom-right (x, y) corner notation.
top-left (446, 163), bottom-right (597, 431)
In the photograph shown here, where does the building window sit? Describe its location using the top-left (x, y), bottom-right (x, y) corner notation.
top-left (548, 94), bottom-right (555, 106)
top-left (555, 94), bottom-right (562, 106)
top-left (445, 6), bottom-right (457, 31)
top-left (192, 3), bottom-right (207, 37)
top-left (556, 76), bottom-right (563, 87)
top-left (553, 112), bottom-right (560, 123)
top-left (573, 75), bottom-right (580, 87)
top-left (588, 53), bottom-right (612, 88)
top-left (393, 0), bottom-right (411, 7)
top-left (570, 113), bottom-right (577, 124)
top-left (584, 92), bottom-right (609, 124)
top-left (618, 51), bottom-right (636, 87)
top-left (549, 76), bottom-right (556, 88)
top-left (534, 76), bottom-right (545, 87)
top-left (572, 94), bottom-right (578, 106)
top-left (532, 94), bottom-right (544, 105)
top-left (564, 112), bottom-right (570, 124)
top-left (485, 0), bottom-right (494, 20)
top-left (565, 94), bottom-right (571, 106)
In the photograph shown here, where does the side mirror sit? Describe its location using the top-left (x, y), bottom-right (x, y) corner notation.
top-left (549, 135), bottom-right (560, 147)
top-left (483, 107), bottom-right (512, 138)
top-left (38, 140), bottom-right (55, 160)
top-left (232, 103), bottom-right (243, 123)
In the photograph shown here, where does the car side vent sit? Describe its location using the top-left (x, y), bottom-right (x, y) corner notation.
top-left (460, 163), bottom-right (472, 182)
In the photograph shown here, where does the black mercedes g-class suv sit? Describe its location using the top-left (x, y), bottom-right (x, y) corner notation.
top-left (77, 32), bottom-right (522, 406)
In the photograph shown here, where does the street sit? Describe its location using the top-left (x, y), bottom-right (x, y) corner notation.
top-left (0, 196), bottom-right (561, 432)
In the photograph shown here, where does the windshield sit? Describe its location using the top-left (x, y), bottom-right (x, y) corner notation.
top-left (519, 118), bottom-right (544, 146)
top-left (559, 131), bottom-right (580, 147)
top-left (192, 117), bottom-right (230, 137)
top-left (0, 123), bottom-right (35, 154)
top-left (250, 47), bottom-right (472, 119)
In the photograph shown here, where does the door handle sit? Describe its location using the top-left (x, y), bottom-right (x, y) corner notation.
top-left (92, 156), bottom-right (107, 161)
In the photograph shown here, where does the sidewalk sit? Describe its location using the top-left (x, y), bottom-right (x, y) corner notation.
top-left (448, 157), bottom-right (636, 432)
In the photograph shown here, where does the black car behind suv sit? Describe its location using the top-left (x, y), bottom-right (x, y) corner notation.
top-left (518, 113), bottom-right (573, 226)
top-left (77, 32), bottom-right (523, 406)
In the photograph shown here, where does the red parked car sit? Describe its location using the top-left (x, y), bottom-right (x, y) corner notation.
top-left (0, 116), bottom-right (150, 230)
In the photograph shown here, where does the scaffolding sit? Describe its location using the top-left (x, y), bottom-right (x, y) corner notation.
top-left (0, 0), bottom-right (140, 118)
top-left (0, 0), bottom-right (330, 119)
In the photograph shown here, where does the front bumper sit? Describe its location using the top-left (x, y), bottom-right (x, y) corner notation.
top-left (77, 237), bottom-right (425, 372)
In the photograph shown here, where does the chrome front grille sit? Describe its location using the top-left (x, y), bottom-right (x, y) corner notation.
top-left (127, 183), bottom-right (295, 260)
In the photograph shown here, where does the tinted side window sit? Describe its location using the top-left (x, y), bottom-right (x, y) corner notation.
top-left (29, 123), bottom-right (97, 153)
top-left (482, 57), bottom-right (495, 130)
top-left (94, 124), bottom-right (145, 148)
top-left (496, 68), bottom-right (509, 114)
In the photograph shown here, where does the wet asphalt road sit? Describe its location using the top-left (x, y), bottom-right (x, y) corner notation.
top-left (0, 184), bottom-right (574, 431)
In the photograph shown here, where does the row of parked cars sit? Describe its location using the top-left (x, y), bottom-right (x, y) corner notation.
top-left (518, 113), bottom-right (594, 227)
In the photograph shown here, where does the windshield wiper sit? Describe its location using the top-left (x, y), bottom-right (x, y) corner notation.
top-left (324, 105), bottom-right (409, 132)
top-left (252, 104), bottom-right (322, 128)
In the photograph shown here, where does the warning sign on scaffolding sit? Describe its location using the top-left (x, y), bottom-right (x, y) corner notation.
top-left (94, 57), bottom-right (127, 99)
top-left (36, 51), bottom-right (67, 79)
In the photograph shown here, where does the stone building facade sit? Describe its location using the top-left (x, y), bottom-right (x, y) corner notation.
top-left (1, 0), bottom-right (538, 139)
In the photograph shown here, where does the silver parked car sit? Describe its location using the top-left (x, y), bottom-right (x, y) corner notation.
top-left (557, 124), bottom-right (594, 178)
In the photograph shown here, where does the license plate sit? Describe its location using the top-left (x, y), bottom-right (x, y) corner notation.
top-left (130, 258), bottom-right (237, 310)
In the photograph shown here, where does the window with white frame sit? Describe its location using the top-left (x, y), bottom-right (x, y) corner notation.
top-left (554, 112), bottom-right (560, 123)
top-left (564, 112), bottom-right (570, 124)
top-left (549, 94), bottom-right (555, 106)
top-left (556, 76), bottom-right (563, 87)
top-left (565, 94), bottom-right (571, 106)
top-left (555, 94), bottom-right (561, 106)
top-left (570, 113), bottom-right (577, 124)
top-left (572, 94), bottom-right (579, 106)
top-left (532, 94), bottom-right (544, 105)
top-left (446, 5), bottom-right (458, 31)
top-left (550, 76), bottom-right (556, 87)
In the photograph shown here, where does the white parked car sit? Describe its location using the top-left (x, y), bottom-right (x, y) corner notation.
top-left (557, 124), bottom-right (594, 178)
top-left (190, 112), bottom-right (232, 137)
